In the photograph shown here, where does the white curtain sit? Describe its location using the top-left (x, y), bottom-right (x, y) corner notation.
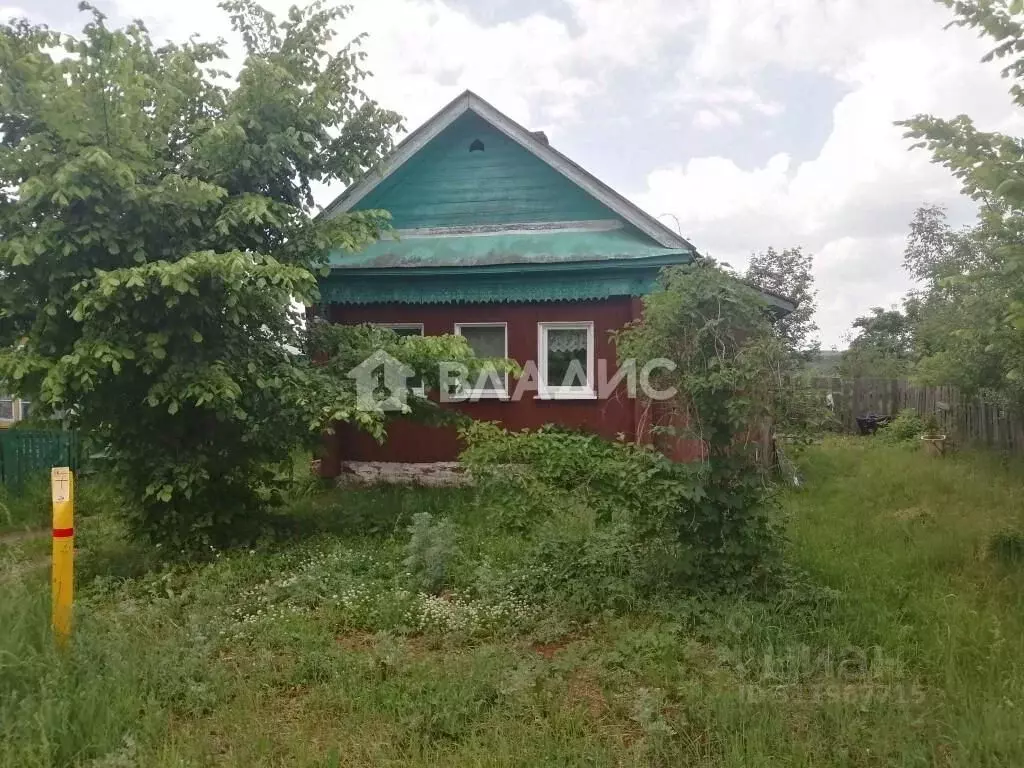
top-left (546, 328), bottom-right (587, 353)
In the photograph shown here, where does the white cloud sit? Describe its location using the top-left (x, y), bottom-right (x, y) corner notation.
top-left (633, 1), bottom-right (1024, 347)
top-left (60, 0), bottom-right (1024, 346)
top-left (109, 0), bottom-right (690, 137)
top-left (693, 109), bottom-right (724, 129)
top-left (676, 82), bottom-right (784, 126)
top-left (686, 0), bottom-right (935, 81)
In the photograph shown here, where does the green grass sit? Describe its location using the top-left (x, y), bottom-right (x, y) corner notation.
top-left (2, 438), bottom-right (1023, 766)
top-left (0, 472), bottom-right (125, 536)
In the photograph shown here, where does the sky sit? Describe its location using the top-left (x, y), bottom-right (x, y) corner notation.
top-left (6, 0), bottom-right (1023, 347)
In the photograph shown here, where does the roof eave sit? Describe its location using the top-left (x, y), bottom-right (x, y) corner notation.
top-left (327, 251), bottom-right (693, 278)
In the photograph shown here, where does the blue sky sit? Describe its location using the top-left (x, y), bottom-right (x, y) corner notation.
top-left (7, 0), bottom-right (1022, 347)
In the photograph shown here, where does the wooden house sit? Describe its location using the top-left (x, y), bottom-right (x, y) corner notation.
top-left (317, 91), bottom-right (791, 476)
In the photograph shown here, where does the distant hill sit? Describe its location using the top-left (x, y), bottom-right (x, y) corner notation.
top-left (803, 349), bottom-right (843, 377)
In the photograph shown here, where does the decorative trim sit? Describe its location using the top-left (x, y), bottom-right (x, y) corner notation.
top-left (319, 90), bottom-right (694, 252)
top-left (391, 220), bottom-right (624, 239)
top-left (321, 273), bottom-right (659, 305)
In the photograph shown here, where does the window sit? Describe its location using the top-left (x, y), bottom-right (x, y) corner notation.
top-left (538, 322), bottom-right (595, 399)
top-left (18, 400), bottom-right (30, 420)
top-left (375, 323), bottom-right (425, 394)
top-left (376, 323), bottom-right (424, 340)
top-left (0, 396), bottom-right (13, 421)
top-left (455, 322), bottom-right (508, 398)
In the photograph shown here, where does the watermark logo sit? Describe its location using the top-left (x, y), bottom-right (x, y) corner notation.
top-left (347, 349), bottom-right (416, 413)
top-left (348, 351), bottom-right (679, 411)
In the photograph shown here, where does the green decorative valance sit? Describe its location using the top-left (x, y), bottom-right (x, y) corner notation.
top-left (320, 270), bottom-right (661, 305)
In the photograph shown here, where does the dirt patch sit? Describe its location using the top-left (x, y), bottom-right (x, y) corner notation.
top-left (532, 641), bottom-right (569, 659)
top-left (530, 632), bottom-right (582, 659)
top-left (564, 671), bottom-right (608, 719)
top-left (335, 631), bottom-right (380, 652)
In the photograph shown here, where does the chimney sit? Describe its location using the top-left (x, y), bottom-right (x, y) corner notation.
top-left (530, 130), bottom-right (549, 145)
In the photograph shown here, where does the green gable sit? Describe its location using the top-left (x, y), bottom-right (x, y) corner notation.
top-left (321, 91), bottom-right (698, 305)
top-left (354, 112), bottom-right (618, 229)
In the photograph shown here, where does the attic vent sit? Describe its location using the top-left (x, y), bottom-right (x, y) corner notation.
top-left (469, 138), bottom-right (485, 152)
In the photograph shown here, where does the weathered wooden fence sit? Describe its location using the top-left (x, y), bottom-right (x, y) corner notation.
top-left (808, 378), bottom-right (1024, 454)
top-left (0, 429), bottom-right (81, 489)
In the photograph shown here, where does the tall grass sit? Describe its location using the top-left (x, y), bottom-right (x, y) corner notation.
top-left (0, 472), bottom-right (125, 535)
top-left (1, 439), bottom-right (1022, 766)
top-left (0, 576), bottom-right (184, 767)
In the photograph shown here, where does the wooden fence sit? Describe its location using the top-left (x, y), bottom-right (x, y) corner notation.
top-left (0, 429), bottom-right (81, 489)
top-left (808, 378), bottom-right (1024, 454)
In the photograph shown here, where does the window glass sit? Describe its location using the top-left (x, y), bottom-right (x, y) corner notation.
top-left (457, 324), bottom-right (507, 394)
top-left (18, 400), bottom-right (30, 420)
top-left (0, 397), bottom-right (13, 420)
top-left (544, 327), bottom-right (590, 388)
top-left (388, 326), bottom-right (422, 339)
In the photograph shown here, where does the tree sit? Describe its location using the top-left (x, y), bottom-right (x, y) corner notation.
top-left (897, 0), bottom-right (1024, 402)
top-left (745, 246), bottom-right (819, 356)
top-left (839, 307), bottom-right (915, 379)
top-left (614, 264), bottom-right (790, 587)
top-left (900, 205), bottom-right (1014, 397)
top-left (0, 3), bottom-right (419, 548)
top-left (903, 204), bottom-right (986, 286)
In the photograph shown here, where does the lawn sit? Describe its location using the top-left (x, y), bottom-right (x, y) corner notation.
top-left (2, 437), bottom-right (1023, 767)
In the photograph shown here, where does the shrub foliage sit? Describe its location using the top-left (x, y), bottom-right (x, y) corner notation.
top-left (0, 4), bottom-right (473, 549)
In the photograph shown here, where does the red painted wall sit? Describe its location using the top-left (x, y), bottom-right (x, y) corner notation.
top-left (323, 298), bottom-right (638, 467)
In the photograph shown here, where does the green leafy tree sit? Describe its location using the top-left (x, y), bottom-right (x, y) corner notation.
top-left (899, 205), bottom-right (1017, 398)
top-left (897, 0), bottom-right (1024, 401)
top-left (745, 246), bottom-right (819, 356)
top-left (0, 3), bottom-right (417, 548)
top-left (839, 307), bottom-right (915, 379)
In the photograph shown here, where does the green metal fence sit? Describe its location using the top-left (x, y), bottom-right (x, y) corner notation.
top-left (0, 429), bottom-right (80, 489)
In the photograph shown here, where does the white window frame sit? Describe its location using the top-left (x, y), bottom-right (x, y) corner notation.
top-left (0, 395), bottom-right (14, 423)
top-left (454, 322), bottom-right (509, 400)
top-left (374, 323), bottom-right (425, 396)
top-left (537, 321), bottom-right (596, 400)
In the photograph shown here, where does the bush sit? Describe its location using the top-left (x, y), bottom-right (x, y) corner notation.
top-left (489, 520), bottom-right (686, 617)
top-left (879, 409), bottom-right (925, 443)
top-left (460, 423), bottom-right (783, 598)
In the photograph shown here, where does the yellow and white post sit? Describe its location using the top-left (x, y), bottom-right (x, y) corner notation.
top-left (51, 466), bottom-right (74, 646)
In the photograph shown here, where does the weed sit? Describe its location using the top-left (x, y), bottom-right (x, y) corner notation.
top-left (988, 529), bottom-right (1024, 564)
top-left (403, 512), bottom-right (458, 595)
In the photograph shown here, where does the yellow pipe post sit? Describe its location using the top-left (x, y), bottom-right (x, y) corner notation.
top-left (51, 466), bottom-right (74, 646)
